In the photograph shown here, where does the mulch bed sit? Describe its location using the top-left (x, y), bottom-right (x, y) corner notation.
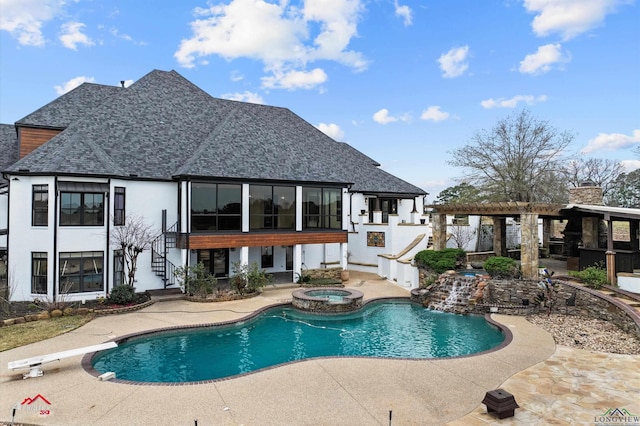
top-left (1, 294), bottom-right (152, 324)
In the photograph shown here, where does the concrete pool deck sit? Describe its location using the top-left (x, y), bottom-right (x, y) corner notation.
top-left (1, 273), bottom-right (639, 425)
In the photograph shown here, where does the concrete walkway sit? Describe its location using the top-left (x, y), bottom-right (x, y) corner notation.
top-left (1, 274), bottom-right (638, 425)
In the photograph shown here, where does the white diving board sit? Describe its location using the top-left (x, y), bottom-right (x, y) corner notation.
top-left (8, 341), bottom-right (117, 379)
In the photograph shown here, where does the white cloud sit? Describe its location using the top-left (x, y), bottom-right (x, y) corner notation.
top-left (122, 79), bottom-right (134, 88)
top-left (581, 129), bottom-right (640, 153)
top-left (523, 0), bottom-right (628, 40)
top-left (174, 0), bottom-right (367, 90)
top-left (420, 106), bottom-right (450, 122)
top-left (480, 94), bottom-right (548, 109)
top-left (394, 1), bottom-right (413, 26)
top-left (519, 43), bottom-right (569, 75)
top-left (0, 0), bottom-right (66, 46)
top-left (373, 109), bottom-right (397, 124)
top-left (230, 70), bottom-right (244, 82)
top-left (59, 22), bottom-right (94, 50)
top-left (437, 46), bottom-right (469, 78)
top-left (220, 91), bottom-right (265, 104)
top-left (372, 108), bottom-right (410, 124)
top-left (110, 28), bottom-right (147, 46)
top-left (316, 123), bottom-right (345, 140)
top-left (261, 68), bottom-right (328, 90)
top-left (621, 159), bottom-right (640, 173)
top-left (54, 76), bottom-right (96, 95)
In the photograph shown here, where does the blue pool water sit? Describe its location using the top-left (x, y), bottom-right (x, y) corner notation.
top-left (92, 300), bottom-right (504, 383)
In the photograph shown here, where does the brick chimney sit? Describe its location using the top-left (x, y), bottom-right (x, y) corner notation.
top-left (568, 181), bottom-right (603, 205)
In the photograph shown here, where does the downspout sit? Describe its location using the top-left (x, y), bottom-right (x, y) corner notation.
top-left (349, 192), bottom-right (356, 232)
top-left (53, 177), bottom-right (58, 302)
top-left (186, 179), bottom-right (190, 269)
top-left (105, 179), bottom-right (111, 294)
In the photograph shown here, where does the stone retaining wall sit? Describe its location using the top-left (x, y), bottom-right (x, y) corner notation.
top-left (412, 274), bottom-right (640, 339)
top-left (305, 267), bottom-right (342, 280)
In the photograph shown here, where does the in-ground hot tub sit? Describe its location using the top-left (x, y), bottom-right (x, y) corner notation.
top-left (292, 287), bottom-right (364, 313)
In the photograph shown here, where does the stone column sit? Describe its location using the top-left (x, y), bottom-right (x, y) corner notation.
top-left (581, 217), bottom-right (599, 248)
top-left (541, 218), bottom-right (551, 257)
top-left (492, 217), bottom-right (507, 256)
top-left (520, 213), bottom-right (539, 280)
top-left (432, 213), bottom-right (447, 250)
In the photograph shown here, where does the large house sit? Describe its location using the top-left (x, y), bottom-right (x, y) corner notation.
top-left (0, 69), bottom-right (429, 302)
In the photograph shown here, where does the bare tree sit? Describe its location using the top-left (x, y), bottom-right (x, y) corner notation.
top-left (449, 109), bottom-right (574, 203)
top-left (448, 223), bottom-right (477, 250)
top-left (565, 157), bottom-right (624, 202)
top-left (109, 214), bottom-right (155, 287)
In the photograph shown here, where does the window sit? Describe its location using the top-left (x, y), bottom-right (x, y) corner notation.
top-left (249, 185), bottom-right (295, 230)
top-left (261, 246), bottom-right (274, 268)
top-left (113, 250), bottom-right (124, 287)
top-left (114, 187), bottom-right (125, 226)
top-left (369, 198), bottom-right (397, 224)
top-left (60, 192), bottom-right (104, 226)
top-left (59, 251), bottom-right (104, 293)
top-left (32, 185), bottom-right (48, 226)
top-left (31, 252), bottom-right (47, 294)
top-left (191, 183), bottom-right (242, 232)
top-left (302, 187), bottom-right (342, 229)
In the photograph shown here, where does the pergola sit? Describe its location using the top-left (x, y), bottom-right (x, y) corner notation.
top-left (428, 202), bottom-right (640, 283)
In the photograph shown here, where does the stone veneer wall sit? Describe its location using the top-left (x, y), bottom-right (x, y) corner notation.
top-left (569, 185), bottom-right (603, 205)
top-left (305, 267), bottom-right (342, 280)
top-left (483, 279), bottom-right (639, 339)
top-left (412, 274), bottom-right (640, 339)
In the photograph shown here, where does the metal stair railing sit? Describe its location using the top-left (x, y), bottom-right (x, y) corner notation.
top-left (151, 220), bottom-right (179, 288)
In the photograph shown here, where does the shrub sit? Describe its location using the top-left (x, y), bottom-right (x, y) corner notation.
top-left (414, 248), bottom-right (466, 273)
top-left (483, 256), bottom-right (520, 279)
top-left (175, 262), bottom-right (218, 298)
top-left (568, 263), bottom-right (608, 289)
top-left (108, 285), bottom-right (137, 305)
top-left (231, 262), bottom-right (272, 295)
top-left (295, 271), bottom-right (311, 284)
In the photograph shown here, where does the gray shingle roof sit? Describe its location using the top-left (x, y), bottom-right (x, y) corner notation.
top-left (0, 124), bottom-right (18, 185)
top-left (6, 70), bottom-right (426, 196)
top-left (16, 83), bottom-right (122, 128)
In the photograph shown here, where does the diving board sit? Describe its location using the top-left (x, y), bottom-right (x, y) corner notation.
top-left (8, 342), bottom-right (117, 379)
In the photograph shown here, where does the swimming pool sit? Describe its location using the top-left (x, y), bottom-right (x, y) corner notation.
top-left (90, 300), bottom-right (505, 383)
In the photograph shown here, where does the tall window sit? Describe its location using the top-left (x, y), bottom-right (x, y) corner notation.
top-left (114, 187), bottom-right (125, 226)
top-left (31, 252), bottom-right (47, 294)
top-left (59, 251), bottom-right (104, 293)
top-left (261, 246), bottom-right (274, 268)
top-left (32, 185), bottom-right (48, 226)
top-left (60, 192), bottom-right (104, 226)
top-left (302, 187), bottom-right (342, 229)
top-left (113, 250), bottom-right (124, 287)
top-left (191, 183), bottom-right (242, 232)
top-left (249, 185), bottom-right (295, 230)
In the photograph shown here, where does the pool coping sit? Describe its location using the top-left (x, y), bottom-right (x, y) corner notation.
top-left (81, 297), bottom-right (514, 386)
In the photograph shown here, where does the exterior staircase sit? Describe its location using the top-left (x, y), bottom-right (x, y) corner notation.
top-left (151, 213), bottom-right (178, 288)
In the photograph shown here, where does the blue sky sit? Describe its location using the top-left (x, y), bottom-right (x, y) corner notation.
top-left (1, 0), bottom-right (638, 200)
